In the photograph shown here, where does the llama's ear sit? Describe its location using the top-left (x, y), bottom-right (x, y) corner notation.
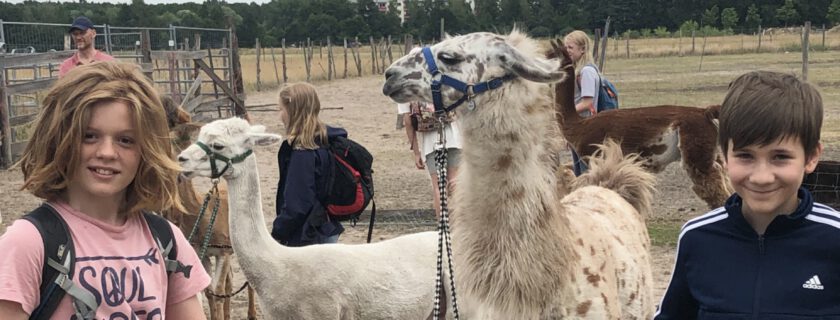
top-left (249, 125), bottom-right (267, 133)
top-left (499, 43), bottom-right (565, 83)
top-left (248, 132), bottom-right (282, 146)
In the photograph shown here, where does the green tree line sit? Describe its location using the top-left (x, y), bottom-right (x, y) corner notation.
top-left (2, 0), bottom-right (840, 47)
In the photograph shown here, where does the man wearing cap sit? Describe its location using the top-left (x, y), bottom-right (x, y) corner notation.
top-left (58, 16), bottom-right (114, 78)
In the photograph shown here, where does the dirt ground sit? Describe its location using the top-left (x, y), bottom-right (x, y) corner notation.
top-left (2, 75), bottom-right (837, 318)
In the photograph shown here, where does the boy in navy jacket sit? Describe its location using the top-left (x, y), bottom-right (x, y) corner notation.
top-left (655, 71), bottom-right (840, 319)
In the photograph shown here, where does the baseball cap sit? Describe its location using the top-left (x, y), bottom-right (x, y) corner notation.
top-left (69, 16), bottom-right (94, 33)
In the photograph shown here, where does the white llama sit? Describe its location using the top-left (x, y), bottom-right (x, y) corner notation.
top-left (176, 117), bottom-right (446, 319)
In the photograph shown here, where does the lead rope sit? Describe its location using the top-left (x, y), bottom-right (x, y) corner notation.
top-left (433, 116), bottom-right (461, 320)
top-left (186, 179), bottom-right (222, 260)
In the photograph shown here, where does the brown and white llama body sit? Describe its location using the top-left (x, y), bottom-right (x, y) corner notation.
top-left (547, 40), bottom-right (732, 209)
top-left (384, 30), bottom-right (656, 319)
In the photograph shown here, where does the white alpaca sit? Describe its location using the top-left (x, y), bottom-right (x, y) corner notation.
top-left (177, 118), bottom-right (443, 319)
top-left (383, 30), bottom-right (657, 319)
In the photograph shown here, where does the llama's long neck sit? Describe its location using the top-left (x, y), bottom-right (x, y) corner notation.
top-left (225, 155), bottom-right (279, 272)
top-left (555, 65), bottom-right (583, 133)
top-left (453, 84), bottom-right (578, 313)
top-left (457, 94), bottom-right (562, 234)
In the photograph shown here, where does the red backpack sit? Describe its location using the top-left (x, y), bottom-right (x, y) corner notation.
top-left (321, 135), bottom-right (377, 242)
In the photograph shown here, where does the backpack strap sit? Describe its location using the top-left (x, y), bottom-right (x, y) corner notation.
top-left (143, 212), bottom-right (191, 278)
top-left (583, 63), bottom-right (603, 111)
top-left (23, 205), bottom-right (98, 320)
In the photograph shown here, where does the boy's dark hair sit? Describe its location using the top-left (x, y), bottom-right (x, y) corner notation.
top-left (719, 71), bottom-right (823, 157)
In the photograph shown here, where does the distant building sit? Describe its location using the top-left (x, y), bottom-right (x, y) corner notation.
top-left (348, 0), bottom-right (476, 25)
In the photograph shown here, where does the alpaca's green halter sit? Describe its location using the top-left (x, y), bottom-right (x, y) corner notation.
top-left (195, 141), bottom-right (253, 179)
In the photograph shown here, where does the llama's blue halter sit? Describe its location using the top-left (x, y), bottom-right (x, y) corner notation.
top-left (422, 47), bottom-right (515, 114)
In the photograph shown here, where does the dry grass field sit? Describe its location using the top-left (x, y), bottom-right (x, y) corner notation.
top-left (236, 30), bottom-right (840, 90)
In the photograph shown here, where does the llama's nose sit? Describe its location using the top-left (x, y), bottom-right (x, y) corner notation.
top-left (384, 69), bottom-right (396, 81)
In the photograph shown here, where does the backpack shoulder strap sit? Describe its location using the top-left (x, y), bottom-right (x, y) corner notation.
top-left (583, 63), bottom-right (603, 83)
top-left (143, 212), bottom-right (191, 278)
top-left (23, 205), bottom-right (98, 320)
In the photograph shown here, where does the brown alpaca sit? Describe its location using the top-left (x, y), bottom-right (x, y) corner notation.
top-left (384, 30), bottom-right (657, 319)
top-left (547, 40), bottom-right (733, 208)
top-left (162, 100), bottom-right (257, 320)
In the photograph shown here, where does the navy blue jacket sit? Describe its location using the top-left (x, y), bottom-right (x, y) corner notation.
top-left (271, 127), bottom-right (346, 247)
top-left (655, 188), bottom-right (840, 319)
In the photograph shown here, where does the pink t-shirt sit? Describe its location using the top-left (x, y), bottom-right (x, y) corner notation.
top-left (0, 201), bottom-right (210, 319)
top-left (58, 50), bottom-right (115, 78)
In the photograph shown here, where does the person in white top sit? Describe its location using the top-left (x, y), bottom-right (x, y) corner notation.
top-left (564, 30), bottom-right (602, 176)
top-left (397, 101), bottom-right (462, 218)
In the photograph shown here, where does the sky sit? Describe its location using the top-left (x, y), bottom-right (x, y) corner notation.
top-left (2, 0), bottom-right (272, 4)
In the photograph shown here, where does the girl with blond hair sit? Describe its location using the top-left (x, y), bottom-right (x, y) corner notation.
top-left (272, 82), bottom-right (346, 246)
top-left (0, 61), bottom-right (210, 319)
top-left (564, 30), bottom-right (601, 175)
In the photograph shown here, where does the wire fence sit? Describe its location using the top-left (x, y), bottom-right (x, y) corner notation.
top-left (802, 161), bottom-right (840, 210)
top-left (0, 20), bottom-right (230, 55)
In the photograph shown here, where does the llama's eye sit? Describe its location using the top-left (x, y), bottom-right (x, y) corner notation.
top-left (438, 52), bottom-right (462, 65)
top-left (212, 144), bottom-right (225, 151)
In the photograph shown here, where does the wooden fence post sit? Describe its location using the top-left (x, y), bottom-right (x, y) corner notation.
top-left (592, 28), bottom-right (601, 62)
top-left (354, 36), bottom-right (362, 77)
top-left (305, 37), bottom-right (312, 82)
top-left (802, 21), bottom-right (810, 81)
top-left (757, 26), bottom-right (762, 53)
top-left (343, 38), bottom-right (348, 79)
top-left (282, 38), bottom-right (287, 84)
top-left (369, 36), bottom-right (377, 74)
top-left (141, 29), bottom-right (153, 79)
top-left (598, 18), bottom-right (610, 71)
top-left (207, 48), bottom-right (221, 100)
top-left (678, 29), bottom-right (683, 56)
top-left (625, 33), bottom-right (630, 58)
top-left (255, 38), bottom-right (262, 91)
top-left (691, 29), bottom-right (696, 53)
top-left (613, 32), bottom-right (618, 54)
top-left (271, 47), bottom-right (280, 85)
top-left (229, 29), bottom-right (247, 117)
top-left (698, 30), bottom-right (708, 71)
top-left (327, 37), bottom-right (334, 81)
top-left (387, 35), bottom-right (393, 65)
top-left (405, 34), bottom-right (414, 55)
top-left (822, 24), bottom-right (826, 47)
top-left (379, 37), bottom-right (387, 73)
top-left (0, 58), bottom-right (9, 168)
top-left (168, 52), bottom-right (181, 104)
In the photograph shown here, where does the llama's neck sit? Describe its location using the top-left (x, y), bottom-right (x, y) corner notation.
top-left (453, 86), bottom-right (580, 314)
top-left (555, 67), bottom-right (582, 129)
top-left (554, 67), bottom-right (584, 150)
top-left (457, 92), bottom-right (562, 233)
top-left (225, 156), bottom-right (278, 265)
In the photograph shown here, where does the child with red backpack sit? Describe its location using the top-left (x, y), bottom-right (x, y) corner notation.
top-left (272, 83), bottom-right (343, 246)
